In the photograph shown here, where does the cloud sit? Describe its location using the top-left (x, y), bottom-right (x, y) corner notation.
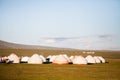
top-left (98, 34), bottom-right (113, 38)
top-left (40, 34), bottom-right (113, 44)
top-left (44, 39), bottom-right (56, 43)
top-left (109, 46), bottom-right (120, 50)
top-left (41, 37), bottom-right (82, 43)
top-left (38, 34), bottom-right (120, 50)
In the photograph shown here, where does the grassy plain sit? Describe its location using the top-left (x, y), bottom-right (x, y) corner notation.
top-left (0, 49), bottom-right (120, 80)
top-left (0, 49), bottom-right (120, 59)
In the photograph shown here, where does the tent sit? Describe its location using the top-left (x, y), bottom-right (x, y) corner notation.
top-left (98, 56), bottom-right (105, 63)
top-left (1, 56), bottom-right (8, 63)
top-left (21, 56), bottom-right (29, 63)
top-left (28, 54), bottom-right (43, 64)
top-left (46, 55), bottom-right (57, 63)
top-left (72, 56), bottom-right (87, 65)
top-left (50, 55), bottom-right (57, 62)
top-left (8, 53), bottom-right (20, 63)
top-left (39, 55), bottom-right (46, 62)
top-left (85, 55), bottom-right (96, 64)
top-left (63, 54), bottom-right (71, 62)
top-left (93, 56), bottom-right (101, 63)
top-left (52, 55), bottom-right (68, 64)
top-left (69, 56), bottom-right (75, 62)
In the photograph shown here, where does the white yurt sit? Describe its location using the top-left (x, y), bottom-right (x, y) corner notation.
top-left (39, 55), bottom-right (46, 62)
top-left (28, 54), bottom-right (43, 64)
top-left (85, 55), bottom-right (96, 64)
top-left (8, 53), bottom-right (20, 63)
top-left (69, 56), bottom-right (75, 62)
top-left (1, 56), bottom-right (8, 63)
top-left (63, 54), bottom-right (71, 62)
top-left (21, 56), bottom-right (29, 63)
top-left (50, 55), bottom-right (57, 62)
top-left (98, 56), bottom-right (105, 63)
top-left (52, 55), bottom-right (68, 64)
top-left (93, 56), bottom-right (101, 63)
top-left (72, 56), bottom-right (87, 65)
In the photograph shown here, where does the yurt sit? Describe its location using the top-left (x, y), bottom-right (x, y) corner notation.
top-left (28, 54), bottom-right (43, 64)
top-left (63, 54), bottom-right (71, 62)
top-left (69, 56), bottom-right (75, 62)
top-left (39, 55), bottom-right (46, 62)
top-left (98, 56), bottom-right (105, 63)
top-left (93, 56), bottom-right (101, 63)
top-left (21, 56), bottom-right (29, 63)
top-left (1, 56), bottom-right (8, 63)
top-left (52, 55), bottom-right (68, 64)
top-left (72, 56), bottom-right (87, 65)
top-left (50, 55), bottom-right (57, 62)
top-left (8, 53), bottom-right (20, 63)
top-left (85, 55), bottom-right (96, 64)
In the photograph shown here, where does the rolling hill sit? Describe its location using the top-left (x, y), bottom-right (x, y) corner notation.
top-left (0, 40), bottom-right (120, 59)
top-left (0, 40), bottom-right (72, 50)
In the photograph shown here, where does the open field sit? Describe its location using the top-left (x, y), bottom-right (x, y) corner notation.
top-left (0, 59), bottom-right (120, 80)
top-left (0, 49), bottom-right (120, 80)
top-left (0, 49), bottom-right (120, 59)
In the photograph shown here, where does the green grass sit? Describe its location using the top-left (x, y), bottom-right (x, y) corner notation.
top-left (0, 59), bottom-right (120, 80)
top-left (0, 49), bottom-right (120, 80)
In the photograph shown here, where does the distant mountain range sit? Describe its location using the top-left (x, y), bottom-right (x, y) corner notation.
top-left (0, 40), bottom-right (75, 50)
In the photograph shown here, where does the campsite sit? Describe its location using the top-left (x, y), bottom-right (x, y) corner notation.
top-left (0, 49), bottom-right (120, 80)
top-left (1, 0), bottom-right (120, 80)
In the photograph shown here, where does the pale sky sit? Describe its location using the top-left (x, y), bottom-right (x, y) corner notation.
top-left (0, 0), bottom-right (120, 50)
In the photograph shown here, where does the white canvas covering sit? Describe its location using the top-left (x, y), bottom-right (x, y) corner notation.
top-left (21, 56), bottom-right (29, 62)
top-left (1, 56), bottom-right (8, 62)
top-left (50, 55), bottom-right (57, 62)
top-left (8, 53), bottom-right (20, 63)
top-left (39, 55), bottom-right (46, 62)
top-left (63, 54), bottom-right (71, 62)
top-left (98, 56), bottom-right (105, 63)
top-left (52, 55), bottom-right (68, 64)
top-left (69, 56), bottom-right (75, 62)
top-left (93, 56), bottom-right (101, 63)
top-left (28, 54), bottom-right (43, 64)
top-left (85, 55), bottom-right (96, 64)
top-left (72, 56), bottom-right (87, 65)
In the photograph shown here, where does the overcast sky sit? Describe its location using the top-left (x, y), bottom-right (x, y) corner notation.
top-left (0, 0), bottom-right (120, 50)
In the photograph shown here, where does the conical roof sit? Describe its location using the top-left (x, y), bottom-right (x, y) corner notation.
top-left (50, 55), bottom-right (57, 62)
top-left (93, 56), bottom-right (101, 63)
top-left (8, 53), bottom-right (20, 63)
top-left (85, 55), bottom-right (96, 64)
top-left (98, 56), bottom-right (105, 63)
top-left (72, 56), bottom-right (87, 65)
top-left (40, 55), bottom-right (46, 62)
top-left (52, 55), bottom-right (68, 64)
top-left (28, 54), bottom-right (43, 64)
top-left (63, 54), bottom-right (71, 62)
